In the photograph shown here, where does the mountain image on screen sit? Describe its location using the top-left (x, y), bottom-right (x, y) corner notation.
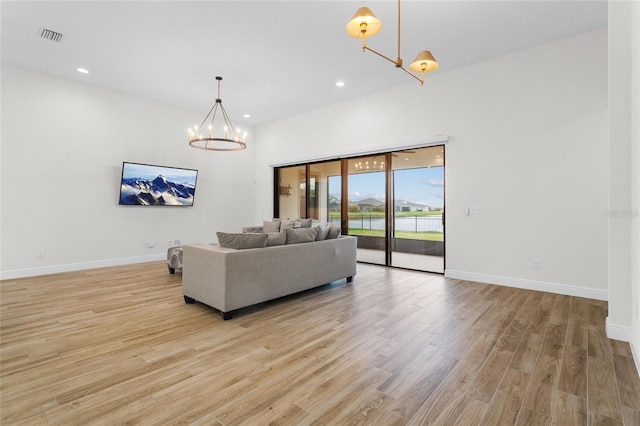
top-left (120, 175), bottom-right (195, 206)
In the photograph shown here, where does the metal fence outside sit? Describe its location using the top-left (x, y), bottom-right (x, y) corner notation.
top-left (329, 214), bottom-right (444, 233)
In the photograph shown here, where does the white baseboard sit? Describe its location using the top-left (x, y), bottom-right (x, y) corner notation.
top-left (606, 318), bottom-right (640, 379)
top-left (0, 254), bottom-right (165, 280)
top-left (631, 340), bottom-right (640, 379)
top-left (444, 269), bottom-right (608, 301)
top-left (605, 316), bottom-right (632, 342)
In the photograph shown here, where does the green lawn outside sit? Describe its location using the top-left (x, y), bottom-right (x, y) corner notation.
top-left (347, 229), bottom-right (444, 242)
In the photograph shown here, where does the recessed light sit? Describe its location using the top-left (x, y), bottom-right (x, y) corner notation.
top-left (243, 114), bottom-right (251, 118)
top-left (77, 68), bottom-right (89, 74)
top-left (336, 81), bottom-right (345, 87)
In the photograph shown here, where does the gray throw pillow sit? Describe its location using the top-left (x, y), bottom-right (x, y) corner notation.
top-left (285, 227), bottom-right (319, 244)
top-left (326, 225), bottom-right (341, 239)
top-left (263, 220), bottom-right (281, 233)
top-left (294, 218), bottom-right (313, 228)
top-left (242, 225), bottom-right (263, 233)
top-left (315, 222), bottom-right (331, 241)
top-left (280, 219), bottom-right (296, 230)
top-left (266, 231), bottom-right (287, 246)
top-left (216, 232), bottom-right (268, 249)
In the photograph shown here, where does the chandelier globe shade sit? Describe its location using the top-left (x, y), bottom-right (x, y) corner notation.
top-left (187, 76), bottom-right (246, 152)
top-left (346, 7), bottom-right (382, 39)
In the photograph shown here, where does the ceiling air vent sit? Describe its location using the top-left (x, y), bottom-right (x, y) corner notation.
top-left (39, 28), bottom-right (63, 43)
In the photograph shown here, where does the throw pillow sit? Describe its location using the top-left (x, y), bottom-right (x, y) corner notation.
top-left (280, 219), bottom-right (296, 230)
top-left (326, 225), bottom-right (342, 239)
top-left (242, 225), bottom-right (263, 233)
top-left (216, 232), bottom-right (268, 250)
top-left (266, 231), bottom-right (287, 246)
top-left (263, 220), bottom-right (281, 233)
top-left (285, 227), bottom-right (319, 244)
top-left (315, 222), bottom-right (331, 241)
top-left (294, 218), bottom-right (313, 228)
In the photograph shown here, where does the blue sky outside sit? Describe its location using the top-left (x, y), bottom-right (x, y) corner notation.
top-left (329, 166), bottom-right (444, 209)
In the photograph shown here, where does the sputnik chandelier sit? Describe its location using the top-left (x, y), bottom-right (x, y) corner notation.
top-left (188, 76), bottom-right (247, 151)
top-left (354, 159), bottom-right (384, 171)
top-left (346, 0), bottom-right (438, 86)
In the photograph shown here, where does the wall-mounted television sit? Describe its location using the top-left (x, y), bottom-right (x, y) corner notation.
top-left (118, 162), bottom-right (198, 206)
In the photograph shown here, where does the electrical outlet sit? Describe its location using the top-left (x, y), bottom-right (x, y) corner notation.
top-left (168, 239), bottom-right (181, 247)
top-left (148, 240), bottom-right (155, 248)
top-left (36, 249), bottom-right (44, 257)
top-left (532, 259), bottom-right (540, 269)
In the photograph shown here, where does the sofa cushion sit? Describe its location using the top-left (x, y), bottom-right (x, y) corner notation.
top-left (294, 218), bottom-right (313, 228)
top-left (217, 232), bottom-right (268, 250)
top-left (315, 222), bottom-right (332, 241)
top-left (266, 231), bottom-right (287, 246)
top-left (286, 227), bottom-right (319, 244)
top-left (263, 220), bottom-right (281, 233)
top-left (327, 225), bottom-right (342, 239)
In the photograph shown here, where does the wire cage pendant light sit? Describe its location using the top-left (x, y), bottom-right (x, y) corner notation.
top-left (346, 0), bottom-right (438, 86)
top-left (188, 76), bottom-right (247, 151)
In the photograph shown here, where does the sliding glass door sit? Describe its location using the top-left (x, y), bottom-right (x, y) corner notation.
top-left (276, 165), bottom-right (305, 220)
top-left (276, 161), bottom-right (341, 223)
top-left (347, 155), bottom-right (387, 265)
top-left (390, 147), bottom-right (444, 273)
top-left (309, 161), bottom-right (341, 224)
top-left (274, 145), bottom-right (445, 273)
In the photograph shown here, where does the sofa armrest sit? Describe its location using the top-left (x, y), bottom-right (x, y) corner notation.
top-left (182, 243), bottom-right (234, 313)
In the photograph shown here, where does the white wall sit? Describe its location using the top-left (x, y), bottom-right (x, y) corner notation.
top-left (627, 0), bottom-right (640, 372)
top-left (607, 1), bottom-right (640, 355)
top-left (255, 29), bottom-right (609, 300)
top-left (0, 65), bottom-right (256, 278)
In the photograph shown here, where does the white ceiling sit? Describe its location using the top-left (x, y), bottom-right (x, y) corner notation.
top-left (1, 1), bottom-right (607, 127)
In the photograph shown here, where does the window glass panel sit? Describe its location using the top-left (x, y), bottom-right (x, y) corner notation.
top-left (277, 165), bottom-right (305, 219)
top-left (309, 161), bottom-right (341, 224)
top-left (391, 147), bottom-right (445, 272)
top-left (348, 155), bottom-right (386, 265)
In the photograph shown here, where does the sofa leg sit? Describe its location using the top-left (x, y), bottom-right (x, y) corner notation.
top-left (347, 276), bottom-right (354, 283)
top-left (184, 295), bottom-right (196, 304)
top-left (168, 266), bottom-right (176, 274)
top-left (221, 311), bottom-right (233, 321)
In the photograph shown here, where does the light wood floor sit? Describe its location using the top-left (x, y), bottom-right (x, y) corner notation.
top-left (1, 262), bottom-right (639, 425)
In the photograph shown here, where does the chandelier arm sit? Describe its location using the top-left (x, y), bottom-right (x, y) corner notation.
top-left (219, 106), bottom-right (238, 139)
top-left (210, 103), bottom-right (219, 128)
top-left (198, 103), bottom-right (217, 130)
top-left (398, 65), bottom-right (424, 86)
top-left (363, 46), bottom-right (402, 68)
top-left (208, 104), bottom-right (223, 136)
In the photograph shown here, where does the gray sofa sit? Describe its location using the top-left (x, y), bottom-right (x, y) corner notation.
top-left (182, 235), bottom-right (357, 319)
